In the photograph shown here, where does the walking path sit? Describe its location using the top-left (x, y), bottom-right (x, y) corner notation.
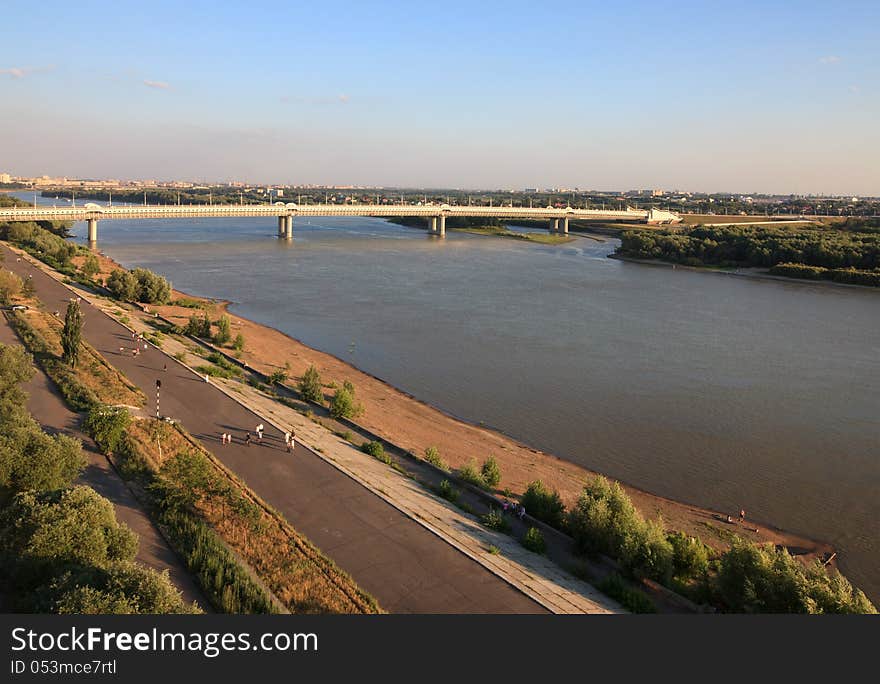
top-left (0, 315), bottom-right (207, 609)
top-left (3, 243), bottom-right (621, 613)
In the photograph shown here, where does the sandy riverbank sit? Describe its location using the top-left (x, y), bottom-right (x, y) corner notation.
top-left (77, 249), bottom-right (833, 563)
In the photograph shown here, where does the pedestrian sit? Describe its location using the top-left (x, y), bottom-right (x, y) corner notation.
top-left (244, 432), bottom-right (251, 446)
top-left (289, 428), bottom-right (295, 450)
top-left (740, 509), bottom-right (746, 523)
top-left (256, 423), bottom-right (264, 441)
top-left (284, 431), bottom-right (291, 451)
top-left (119, 346), bottom-right (124, 354)
top-left (517, 505), bottom-right (526, 521)
top-left (163, 363), bottom-right (167, 372)
top-left (220, 432), bottom-right (226, 444)
top-left (143, 342), bottom-right (148, 351)
top-left (204, 374), bottom-right (209, 383)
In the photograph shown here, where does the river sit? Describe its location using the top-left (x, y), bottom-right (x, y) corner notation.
top-left (14, 194), bottom-right (880, 602)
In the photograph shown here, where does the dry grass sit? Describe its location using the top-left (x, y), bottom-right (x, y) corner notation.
top-left (25, 307), bottom-right (144, 407)
top-left (128, 419), bottom-right (381, 614)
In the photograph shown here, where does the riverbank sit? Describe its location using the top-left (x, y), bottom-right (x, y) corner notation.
top-left (74, 250), bottom-right (835, 569)
top-left (611, 254), bottom-right (880, 291)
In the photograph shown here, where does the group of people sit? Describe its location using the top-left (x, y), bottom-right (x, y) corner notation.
top-left (119, 331), bottom-right (148, 357)
top-left (501, 499), bottom-right (527, 521)
top-left (222, 423), bottom-right (296, 452)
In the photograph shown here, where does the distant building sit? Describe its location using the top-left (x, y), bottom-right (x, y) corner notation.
top-left (0, 173), bottom-right (11, 183)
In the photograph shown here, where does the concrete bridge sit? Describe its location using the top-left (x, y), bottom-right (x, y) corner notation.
top-left (0, 202), bottom-right (681, 244)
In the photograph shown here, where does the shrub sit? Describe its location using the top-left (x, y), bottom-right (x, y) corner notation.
top-left (61, 300), bottom-right (83, 368)
top-left (131, 268), bottom-right (171, 304)
top-left (0, 269), bottom-right (23, 304)
top-left (521, 527), bottom-right (546, 554)
top-left (481, 456), bottom-right (502, 488)
top-left (668, 531), bottom-right (711, 580)
top-left (521, 480), bottom-right (565, 529)
top-left (457, 460), bottom-right (486, 489)
top-left (185, 313), bottom-right (212, 338)
top-left (84, 405), bottom-right (132, 454)
top-left (81, 254), bottom-right (100, 280)
top-left (567, 476), bottom-right (674, 583)
top-left (330, 380), bottom-right (363, 420)
top-left (361, 441), bottom-right (391, 464)
top-left (424, 446), bottom-right (449, 472)
top-left (232, 333), bottom-right (245, 351)
top-left (106, 269), bottom-right (138, 301)
top-left (298, 365), bottom-right (323, 403)
top-left (437, 479), bottom-right (459, 503)
top-left (214, 315), bottom-right (232, 344)
top-left (717, 540), bottom-right (876, 614)
top-left (268, 368), bottom-right (288, 385)
top-left (597, 574), bottom-right (657, 614)
top-left (481, 507), bottom-right (511, 533)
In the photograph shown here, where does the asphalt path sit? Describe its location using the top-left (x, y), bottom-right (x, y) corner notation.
top-left (0, 315), bottom-right (208, 609)
top-left (1, 244), bottom-right (545, 613)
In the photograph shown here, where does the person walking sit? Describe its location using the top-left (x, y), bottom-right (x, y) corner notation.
top-left (289, 428), bottom-right (295, 451)
top-left (244, 432), bottom-right (251, 447)
top-left (256, 423), bottom-right (264, 441)
top-left (283, 431), bottom-right (291, 452)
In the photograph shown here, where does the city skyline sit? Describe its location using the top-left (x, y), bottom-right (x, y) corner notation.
top-left (2, 1), bottom-right (878, 195)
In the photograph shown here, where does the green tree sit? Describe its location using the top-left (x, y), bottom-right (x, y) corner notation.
top-left (481, 456), bottom-right (502, 488)
top-left (106, 269), bottom-right (137, 301)
top-left (215, 315), bottom-right (232, 344)
top-left (298, 365), bottom-right (324, 404)
top-left (61, 300), bottom-right (83, 368)
top-left (0, 343), bottom-right (34, 412)
top-left (232, 333), bottom-right (245, 351)
top-left (521, 480), bottom-right (566, 529)
top-left (0, 269), bottom-right (22, 304)
top-left (330, 380), bottom-right (363, 420)
top-left (81, 254), bottom-right (100, 280)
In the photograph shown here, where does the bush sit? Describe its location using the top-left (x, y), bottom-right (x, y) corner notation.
top-left (330, 380), bottom-right (363, 420)
top-left (457, 460), bottom-right (486, 489)
top-left (521, 527), bottom-right (546, 554)
top-left (481, 507), bottom-right (511, 533)
top-left (481, 456), bottom-right (502, 488)
top-left (521, 480), bottom-right (566, 529)
top-left (597, 574), bottom-right (657, 614)
top-left (81, 254), bottom-right (100, 280)
top-left (185, 313), bottom-right (212, 338)
top-left (567, 476), bottom-right (674, 583)
top-left (268, 368), bottom-right (288, 385)
top-left (84, 405), bottom-right (132, 454)
top-left (361, 441), bottom-right (391, 465)
top-left (717, 540), bottom-right (876, 614)
top-left (424, 446), bottom-right (449, 472)
top-left (668, 531), bottom-right (711, 580)
top-left (437, 479), bottom-right (459, 503)
top-left (131, 268), bottom-right (171, 304)
top-left (106, 269), bottom-right (138, 301)
top-left (232, 333), bottom-right (245, 351)
top-left (215, 315), bottom-right (231, 344)
top-left (298, 365), bottom-right (323, 403)
top-left (0, 269), bottom-right (23, 304)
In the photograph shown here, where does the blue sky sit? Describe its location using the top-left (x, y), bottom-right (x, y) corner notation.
top-left (2, 1), bottom-right (878, 193)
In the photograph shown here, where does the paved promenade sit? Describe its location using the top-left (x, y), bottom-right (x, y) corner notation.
top-left (0, 316), bottom-right (207, 609)
top-left (2, 244), bottom-right (548, 613)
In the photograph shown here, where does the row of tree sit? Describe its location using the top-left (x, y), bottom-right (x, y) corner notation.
top-left (617, 225), bottom-right (880, 271)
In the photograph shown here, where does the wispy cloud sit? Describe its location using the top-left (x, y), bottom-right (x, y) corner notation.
top-left (143, 79), bottom-right (171, 90)
top-left (848, 84), bottom-right (860, 94)
top-left (1, 64), bottom-right (55, 79)
top-left (818, 55), bottom-right (841, 65)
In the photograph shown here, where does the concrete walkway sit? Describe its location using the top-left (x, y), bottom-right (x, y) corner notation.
top-left (2, 244), bottom-right (547, 613)
top-left (0, 315), bottom-right (207, 610)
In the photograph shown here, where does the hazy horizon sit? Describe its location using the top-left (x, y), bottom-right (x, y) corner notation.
top-left (2, 1), bottom-right (878, 196)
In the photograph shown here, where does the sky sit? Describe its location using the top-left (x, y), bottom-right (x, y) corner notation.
top-left (1, 0), bottom-right (878, 194)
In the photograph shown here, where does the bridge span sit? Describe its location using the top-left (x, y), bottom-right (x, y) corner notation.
top-left (0, 203), bottom-right (681, 244)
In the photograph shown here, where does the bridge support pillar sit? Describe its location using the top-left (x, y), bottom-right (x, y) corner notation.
top-left (549, 218), bottom-right (559, 233)
top-left (284, 215), bottom-right (293, 240)
top-left (87, 218), bottom-right (98, 245)
top-left (428, 216), bottom-right (446, 237)
top-left (278, 216), bottom-right (285, 238)
top-left (559, 217), bottom-right (569, 234)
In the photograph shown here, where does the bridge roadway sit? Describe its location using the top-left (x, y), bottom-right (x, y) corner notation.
top-left (0, 203), bottom-right (681, 242)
